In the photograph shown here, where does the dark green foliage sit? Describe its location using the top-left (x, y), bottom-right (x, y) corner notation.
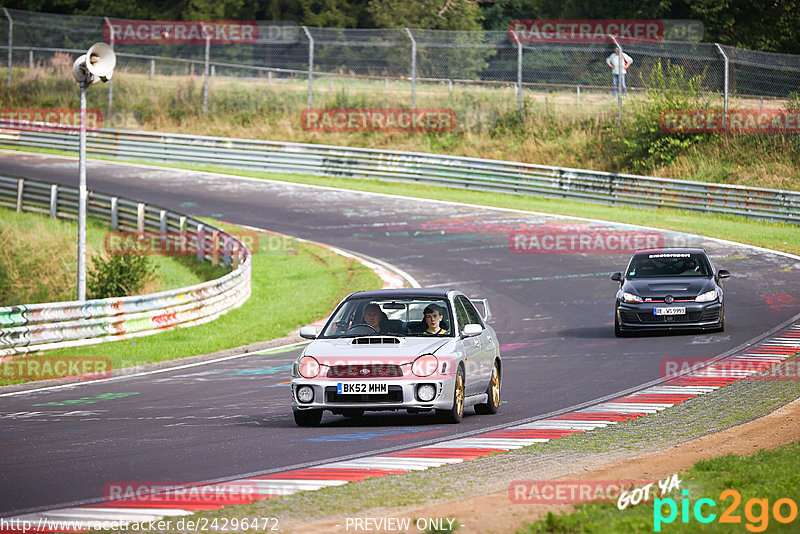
top-left (88, 253), bottom-right (154, 299)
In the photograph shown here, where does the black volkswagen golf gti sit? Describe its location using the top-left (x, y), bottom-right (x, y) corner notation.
top-left (611, 248), bottom-right (730, 337)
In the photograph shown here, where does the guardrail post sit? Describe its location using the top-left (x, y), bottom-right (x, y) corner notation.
top-left (49, 184), bottom-right (58, 218)
top-left (211, 230), bottom-right (219, 265)
top-left (179, 215), bottom-right (186, 234)
top-left (104, 17), bottom-right (114, 123)
top-left (137, 203), bottom-right (145, 234)
top-left (404, 28), bottom-right (416, 109)
top-left (159, 209), bottom-right (167, 244)
top-left (110, 196), bottom-right (119, 229)
top-left (3, 8), bottom-right (12, 90)
top-left (196, 223), bottom-right (205, 262)
top-left (302, 26), bottom-right (314, 107)
top-left (15, 178), bottom-right (22, 212)
top-left (222, 235), bottom-right (231, 266)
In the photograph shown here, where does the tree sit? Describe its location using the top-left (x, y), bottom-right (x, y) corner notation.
top-left (369, 0), bottom-right (482, 30)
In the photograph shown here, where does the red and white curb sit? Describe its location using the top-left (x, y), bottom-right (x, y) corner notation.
top-left (4, 324), bottom-right (798, 532)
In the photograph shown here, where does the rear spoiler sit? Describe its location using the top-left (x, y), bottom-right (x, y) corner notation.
top-left (470, 298), bottom-right (492, 323)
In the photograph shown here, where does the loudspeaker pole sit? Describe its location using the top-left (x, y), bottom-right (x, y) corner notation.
top-left (77, 76), bottom-right (88, 301)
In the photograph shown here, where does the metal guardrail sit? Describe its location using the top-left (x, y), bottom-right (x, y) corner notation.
top-left (0, 174), bottom-right (251, 356)
top-left (1, 126), bottom-right (798, 224)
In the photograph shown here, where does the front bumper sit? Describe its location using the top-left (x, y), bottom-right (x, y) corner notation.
top-left (291, 376), bottom-right (456, 412)
top-left (616, 301), bottom-right (723, 331)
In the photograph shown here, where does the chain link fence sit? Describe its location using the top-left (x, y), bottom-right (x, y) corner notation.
top-left (0, 7), bottom-right (798, 130)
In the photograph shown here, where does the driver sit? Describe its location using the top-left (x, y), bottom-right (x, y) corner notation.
top-left (364, 304), bottom-right (388, 333)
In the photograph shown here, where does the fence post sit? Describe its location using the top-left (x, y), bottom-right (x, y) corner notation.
top-left (267, 70), bottom-right (272, 85)
top-left (302, 26), bottom-right (314, 107)
top-left (517, 40), bottom-right (523, 114)
top-left (714, 43), bottom-right (729, 114)
top-left (150, 58), bottom-right (154, 80)
top-left (50, 184), bottom-right (58, 218)
top-left (110, 197), bottom-right (118, 229)
top-left (16, 178), bottom-right (23, 212)
top-left (3, 8), bottom-right (12, 90)
top-left (28, 49), bottom-right (32, 69)
top-left (103, 17), bottom-right (114, 123)
top-left (576, 86), bottom-right (580, 105)
top-left (404, 28), bottom-right (416, 109)
top-left (609, 35), bottom-right (623, 122)
top-left (203, 25), bottom-right (210, 114)
top-left (211, 64), bottom-right (215, 85)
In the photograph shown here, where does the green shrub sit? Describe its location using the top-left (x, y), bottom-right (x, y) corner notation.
top-left (88, 254), bottom-right (154, 299)
top-left (612, 60), bottom-right (714, 173)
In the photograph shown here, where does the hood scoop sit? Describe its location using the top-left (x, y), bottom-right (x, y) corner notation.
top-left (351, 337), bottom-right (401, 345)
top-left (647, 283), bottom-right (691, 292)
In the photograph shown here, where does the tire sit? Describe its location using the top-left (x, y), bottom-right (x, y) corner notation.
top-left (614, 314), bottom-right (630, 338)
top-left (474, 360), bottom-right (501, 415)
top-left (437, 366), bottom-right (465, 424)
top-left (293, 409), bottom-right (322, 427)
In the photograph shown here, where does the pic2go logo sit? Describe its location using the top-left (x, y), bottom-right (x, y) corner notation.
top-left (654, 489), bottom-right (799, 532)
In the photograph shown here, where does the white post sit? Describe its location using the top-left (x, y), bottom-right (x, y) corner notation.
top-left (405, 28), bottom-right (416, 109)
top-left (104, 17), bottom-right (114, 123)
top-left (714, 43), bottom-right (729, 114)
top-left (15, 178), bottom-right (22, 212)
top-left (150, 58), bottom-right (154, 80)
top-left (77, 78), bottom-right (88, 301)
top-left (110, 196), bottom-right (119, 229)
top-left (3, 8), bottom-right (11, 90)
top-left (49, 184), bottom-right (58, 218)
top-left (136, 203), bottom-right (145, 234)
top-left (28, 49), bottom-right (32, 69)
top-left (302, 26), bottom-right (314, 107)
top-left (610, 35), bottom-right (623, 122)
top-left (577, 86), bottom-right (580, 105)
top-left (203, 25), bottom-right (210, 114)
top-left (517, 40), bottom-right (523, 114)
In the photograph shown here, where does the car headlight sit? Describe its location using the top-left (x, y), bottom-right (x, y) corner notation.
top-left (621, 292), bottom-right (643, 303)
top-left (411, 354), bottom-right (438, 377)
top-left (297, 356), bottom-right (320, 379)
top-left (695, 290), bottom-right (719, 303)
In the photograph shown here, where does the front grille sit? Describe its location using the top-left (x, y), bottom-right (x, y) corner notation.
top-left (327, 364), bottom-right (403, 378)
top-left (636, 311), bottom-right (702, 323)
top-left (325, 385), bottom-right (404, 403)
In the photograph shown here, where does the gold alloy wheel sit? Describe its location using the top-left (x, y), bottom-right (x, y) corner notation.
top-left (490, 364), bottom-right (500, 407)
top-left (455, 372), bottom-right (464, 418)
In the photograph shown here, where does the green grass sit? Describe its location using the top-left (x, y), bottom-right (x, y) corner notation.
top-left (24, 224), bottom-right (383, 373)
top-left (519, 442), bottom-right (800, 533)
top-left (0, 206), bottom-right (222, 305)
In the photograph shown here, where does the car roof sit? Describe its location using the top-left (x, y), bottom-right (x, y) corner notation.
top-left (633, 248), bottom-right (708, 256)
top-left (346, 288), bottom-right (455, 300)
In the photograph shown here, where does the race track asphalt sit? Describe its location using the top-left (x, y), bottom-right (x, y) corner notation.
top-left (1, 153), bottom-right (799, 515)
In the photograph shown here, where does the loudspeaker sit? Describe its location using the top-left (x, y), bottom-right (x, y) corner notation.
top-left (72, 42), bottom-right (116, 84)
top-left (86, 42), bottom-right (116, 82)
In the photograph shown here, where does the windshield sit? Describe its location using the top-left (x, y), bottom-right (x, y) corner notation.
top-left (626, 252), bottom-right (711, 278)
top-left (320, 297), bottom-right (454, 338)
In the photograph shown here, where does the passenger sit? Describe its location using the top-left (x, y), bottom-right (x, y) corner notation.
top-left (422, 304), bottom-right (447, 335)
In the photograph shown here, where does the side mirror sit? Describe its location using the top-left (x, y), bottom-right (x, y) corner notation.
top-left (461, 323), bottom-right (483, 338)
top-left (717, 269), bottom-right (731, 280)
top-left (299, 326), bottom-right (318, 339)
top-left (610, 272), bottom-right (622, 282)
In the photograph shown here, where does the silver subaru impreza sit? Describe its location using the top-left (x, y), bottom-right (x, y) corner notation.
top-left (291, 288), bottom-right (501, 426)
